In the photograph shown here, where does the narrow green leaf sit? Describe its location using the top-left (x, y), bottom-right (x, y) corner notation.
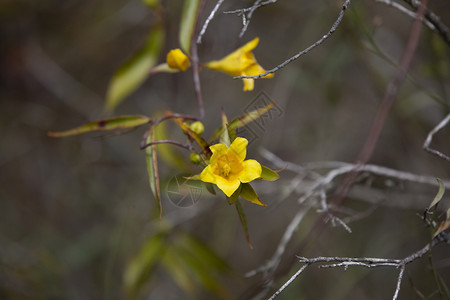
top-left (235, 200), bottom-right (253, 249)
top-left (149, 63), bottom-right (180, 74)
top-left (48, 115), bottom-right (151, 137)
top-left (260, 165), bottom-right (280, 181)
top-left (447, 207), bottom-right (450, 221)
top-left (161, 245), bottom-right (197, 295)
top-left (227, 124), bottom-right (237, 143)
top-left (179, 0), bottom-right (200, 54)
top-left (123, 234), bottom-right (165, 299)
top-left (434, 220), bottom-right (450, 237)
top-left (220, 110), bottom-right (231, 147)
top-left (210, 103), bottom-right (275, 141)
top-left (204, 182), bottom-right (216, 195)
top-left (240, 183), bottom-right (266, 206)
top-left (173, 236), bottom-right (229, 298)
top-left (106, 25), bottom-right (164, 111)
top-left (183, 174), bottom-right (201, 180)
top-left (226, 185), bottom-right (242, 205)
top-left (175, 119), bottom-right (211, 156)
top-left (178, 233), bottom-right (229, 273)
top-left (146, 127), bottom-right (162, 218)
top-left (429, 178), bottom-right (445, 210)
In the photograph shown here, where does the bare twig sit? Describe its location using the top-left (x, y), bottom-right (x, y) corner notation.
top-left (329, 0), bottom-right (429, 220)
top-left (246, 206), bottom-right (312, 278)
top-left (268, 231), bottom-right (450, 299)
top-left (224, 0), bottom-right (277, 38)
top-left (191, 0), bottom-right (207, 119)
top-left (376, 0), bottom-right (435, 30)
top-left (140, 139), bottom-right (193, 151)
top-left (423, 113), bottom-right (450, 162)
top-left (235, 0), bottom-right (351, 79)
top-left (402, 0), bottom-right (450, 46)
top-left (196, 0), bottom-right (225, 44)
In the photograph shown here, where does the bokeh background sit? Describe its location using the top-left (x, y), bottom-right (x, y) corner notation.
top-left (1, 0), bottom-right (450, 299)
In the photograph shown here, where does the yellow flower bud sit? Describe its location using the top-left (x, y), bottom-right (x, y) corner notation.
top-left (189, 121), bottom-right (204, 135)
top-left (166, 49), bottom-right (190, 71)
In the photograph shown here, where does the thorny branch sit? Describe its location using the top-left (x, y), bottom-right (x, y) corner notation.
top-left (235, 0), bottom-right (351, 79)
top-left (423, 113), bottom-right (450, 162)
top-left (268, 231), bottom-right (450, 300)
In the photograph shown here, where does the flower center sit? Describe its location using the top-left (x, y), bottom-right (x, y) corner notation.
top-left (214, 153), bottom-right (243, 179)
top-left (221, 163), bottom-right (231, 177)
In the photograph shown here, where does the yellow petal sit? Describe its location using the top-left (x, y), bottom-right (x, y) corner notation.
top-left (200, 165), bottom-right (216, 184)
top-left (229, 137), bottom-right (248, 161)
top-left (242, 78), bottom-right (254, 91)
top-left (239, 159), bottom-right (262, 183)
top-left (205, 38), bottom-right (260, 76)
top-left (210, 143), bottom-right (228, 155)
top-left (166, 49), bottom-right (190, 71)
top-left (244, 63), bottom-right (273, 78)
top-left (241, 37), bottom-right (259, 53)
top-left (215, 176), bottom-right (241, 197)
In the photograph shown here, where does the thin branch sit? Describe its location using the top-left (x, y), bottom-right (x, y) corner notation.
top-left (197, 0), bottom-right (225, 44)
top-left (376, 0), bottom-right (435, 30)
top-left (191, 0), bottom-right (207, 119)
top-left (246, 206), bottom-right (312, 277)
top-left (393, 266), bottom-right (406, 300)
top-left (224, 0), bottom-right (277, 38)
top-left (235, 0), bottom-right (351, 79)
top-left (140, 139), bottom-right (193, 151)
top-left (267, 264), bottom-right (309, 300)
top-left (423, 113), bottom-right (450, 162)
top-left (269, 231), bottom-right (449, 299)
top-left (402, 0), bottom-right (450, 46)
top-left (330, 0), bottom-right (429, 219)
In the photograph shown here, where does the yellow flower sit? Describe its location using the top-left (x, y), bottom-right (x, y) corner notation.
top-left (205, 37), bottom-right (274, 91)
top-left (166, 49), bottom-right (190, 71)
top-left (200, 137), bottom-right (262, 197)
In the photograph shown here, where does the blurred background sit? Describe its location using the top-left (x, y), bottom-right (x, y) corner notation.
top-left (1, 0), bottom-right (450, 299)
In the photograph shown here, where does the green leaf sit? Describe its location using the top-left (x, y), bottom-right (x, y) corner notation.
top-left (149, 63), bottom-right (180, 74)
top-left (226, 185), bottom-right (242, 205)
top-left (146, 127), bottom-right (162, 218)
top-left (161, 245), bottom-right (197, 295)
top-left (204, 182), bottom-right (216, 195)
top-left (447, 207), bottom-right (450, 221)
top-left (48, 115), bottom-right (151, 137)
top-left (260, 165), bottom-right (280, 181)
top-left (220, 110), bottom-right (231, 147)
top-left (123, 234), bottom-right (165, 299)
top-left (183, 174), bottom-right (201, 180)
top-left (173, 235), bottom-right (229, 298)
top-left (210, 103), bottom-right (275, 141)
top-left (235, 200), bottom-right (253, 249)
top-left (429, 178), bottom-right (445, 210)
top-left (106, 25), bottom-right (164, 111)
top-left (240, 183), bottom-right (266, 206)
top-left (179, 0), bottom-right (200, 54)
top-left (175, 119), bottom-right (211, 156)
